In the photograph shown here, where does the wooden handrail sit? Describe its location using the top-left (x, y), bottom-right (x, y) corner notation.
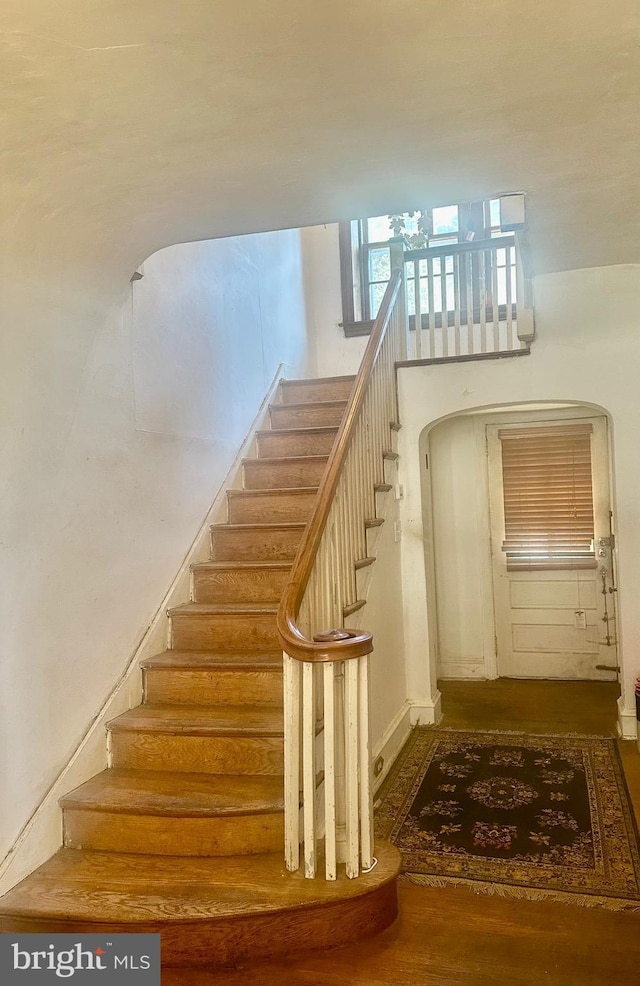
top-left (404, 234), bottom-right (515, 261)
top-left (276, 270), bottom-right (403, 663)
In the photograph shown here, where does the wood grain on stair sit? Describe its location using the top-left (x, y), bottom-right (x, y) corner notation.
top-left (62, 771), bottom-right (284, 857)
top-left (242, 455), bottom-right (329, 490)
top-left (111, 731), bottom-right (284, 776)
top-left (257, 427), bottom-right (338, 458)
top-left (269, 400), bottom-right (347, 430)
top-left (140, 651), bottom-right (283, 671)
top-left (144, 666), bottom-right (283, 707)
top-left (226, 488), bottom-right (317, 524)
top-left (210, 522), bottom-right (305, 562)
top-left (191, 561), bottom-right (290, 604)
top-left (108, 704), bottom-right (284, 736)
top-left (62, 769), bottom-right (284, 816)
top-left (0, 842), bottom-right (400, 967)
top-left (280, 376), bottom-right (355, 404)
top-left (168, 602), bottom-right (280, 650)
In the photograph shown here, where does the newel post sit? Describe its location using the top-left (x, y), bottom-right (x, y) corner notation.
top-left (515, 231), bottom-right (535, 344)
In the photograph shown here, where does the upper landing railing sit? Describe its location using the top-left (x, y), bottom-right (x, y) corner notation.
top-left (400, 233), bottom-right (534, 361)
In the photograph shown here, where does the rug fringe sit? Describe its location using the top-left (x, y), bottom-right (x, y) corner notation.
top-left (419, 727), bottom-right (616, 740)
top-left (400, 872), bottom-right (640, 912)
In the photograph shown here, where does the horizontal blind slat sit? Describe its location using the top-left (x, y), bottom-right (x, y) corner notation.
top-left (500, 425), bottom-right (595, 572)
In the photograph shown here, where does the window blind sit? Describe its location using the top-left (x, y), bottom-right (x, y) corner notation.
top-left (498, 424), bottom-right (596, 571)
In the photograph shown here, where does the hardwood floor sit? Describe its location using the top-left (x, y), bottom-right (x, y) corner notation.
top-left (439, 678), bottom-right (621, 735)
top-left (167, 679), bottom-right (640, 986)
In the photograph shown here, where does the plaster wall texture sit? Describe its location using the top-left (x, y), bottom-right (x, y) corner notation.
top-left (0, 230), bottom-right (311, 864)
top-left (343, 479), bottom-right (408, 757)
top-left (397, 264), bottom-right (640, 734)
top-left (429, 415), bottom-right (489, 679)
top-left (302, 224), bottom-right (367, 380)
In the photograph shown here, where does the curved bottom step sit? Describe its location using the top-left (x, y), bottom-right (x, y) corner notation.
top-left (0, 842), bottom-right (401, 968)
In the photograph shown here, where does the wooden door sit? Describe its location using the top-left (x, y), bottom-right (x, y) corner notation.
top-left (487, 416), bottom-right (617, 680)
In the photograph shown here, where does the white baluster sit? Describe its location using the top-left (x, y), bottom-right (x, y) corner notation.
top-left (283, 652), bottom-right (301, 872)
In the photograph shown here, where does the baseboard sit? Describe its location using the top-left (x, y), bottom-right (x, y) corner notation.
top-left (438, 660), bottom-right (486, 680)
top-left (618, 696), bottom-right (637, 741)
top-left (410, 691), bottom-right (443, 726)
top-left (372, 701), bottom-right (412, 793)
top-left (0, 365), bottom-right (287, 897)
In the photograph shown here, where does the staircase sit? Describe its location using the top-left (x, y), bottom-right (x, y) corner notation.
top-left (0, 375), bottom-right (400, 967)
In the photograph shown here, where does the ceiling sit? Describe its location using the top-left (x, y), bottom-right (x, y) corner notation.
top-left (1, 0), bottom-right (639, 279)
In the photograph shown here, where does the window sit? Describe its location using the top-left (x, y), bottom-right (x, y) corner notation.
top-left (339, 199), bottom-right (512, 327)
top-left (498, 424), bottom-right (596, 571)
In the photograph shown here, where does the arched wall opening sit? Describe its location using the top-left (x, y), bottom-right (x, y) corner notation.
top-left (420, 400), bottom-right (620, 731)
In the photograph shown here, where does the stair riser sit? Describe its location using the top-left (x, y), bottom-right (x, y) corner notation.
top-left (280, 380), bottom-right (354, 404)
top-left (63, 809), bottom-right (284, 857)
top-left (257, 430), bottom-right (336, 458)
top-left (144, 668), bottom-right (283, 706)
top-left (227, 491), bottom-right (316, 524)
top-left (170, 612), bottom-right (278, 650)
top-left (243, 459), bottom-right (327, 490)
top-left (110, 733), bottom-right (284, 775)
top-left (270, 404), bottom-right (345, 430)
top-left (192, 566), bottom-right (289, 603)
top-left (0, 880), bottom-right (398, 967)
top-left (211, 527), bottom-right (302, 562)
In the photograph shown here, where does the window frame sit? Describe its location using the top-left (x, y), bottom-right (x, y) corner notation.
top-left (339, 200), bottom-right (507, 334)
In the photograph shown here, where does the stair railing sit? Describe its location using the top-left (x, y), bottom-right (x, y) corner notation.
top-left (277, 258), bottom-right (407, 880)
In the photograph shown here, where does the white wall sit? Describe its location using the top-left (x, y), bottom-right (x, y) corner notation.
top-left (398, 264), bottom-right (640, 737)
top-left (429, 415), bottom-right (490, 679)
top-left (343, 478), bottom-right (410, 785)
top-left (301, 224), bottom-right (367, 378)
top-left (0, 229), bottom-right (312, 866)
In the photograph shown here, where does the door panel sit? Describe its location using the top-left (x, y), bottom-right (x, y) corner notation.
top-left (488, 416), bottom-right (617, 680)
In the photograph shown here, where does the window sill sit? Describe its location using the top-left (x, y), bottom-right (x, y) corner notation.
top-left (340, 320), bottom-right (375, 338)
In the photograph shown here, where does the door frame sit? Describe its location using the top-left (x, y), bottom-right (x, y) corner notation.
top-left (428, 403), bottom-right (618, 683)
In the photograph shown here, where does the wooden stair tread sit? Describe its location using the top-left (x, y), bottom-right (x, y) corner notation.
top-left (108, 704), bottom-right (284, 736)
top-left (242, 454), bottom-right (329, 465)
top-left (210, 522), bottom-right (307, 533)
top-left (255, 427), bottom-right (338, 439)
top-left (141, 651), bottom-right (282, 671)
top-left (191, 561), bottom-right (291, 572)
top-left (354, 556), bottom-right (376, 570)
top-left (61, 769), bottom-right (284, 817)
top-left (227, 487), bottom-right (318, 497)
top-left (211, 521), bottom-right (307, 530)
top-left (269, 399), bottom-right (347, 412)
top-left (0, 842), bottom-right (400, 926)
top-left (168, 602), bottom-right (279, 616)
top-left (281, 374), bottom-right (355, 387)
top-left (343, 599), bottom-right (366, 617)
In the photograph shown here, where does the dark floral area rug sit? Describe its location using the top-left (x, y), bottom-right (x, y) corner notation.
top-left (376, 728), bottom-right (640, 910)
